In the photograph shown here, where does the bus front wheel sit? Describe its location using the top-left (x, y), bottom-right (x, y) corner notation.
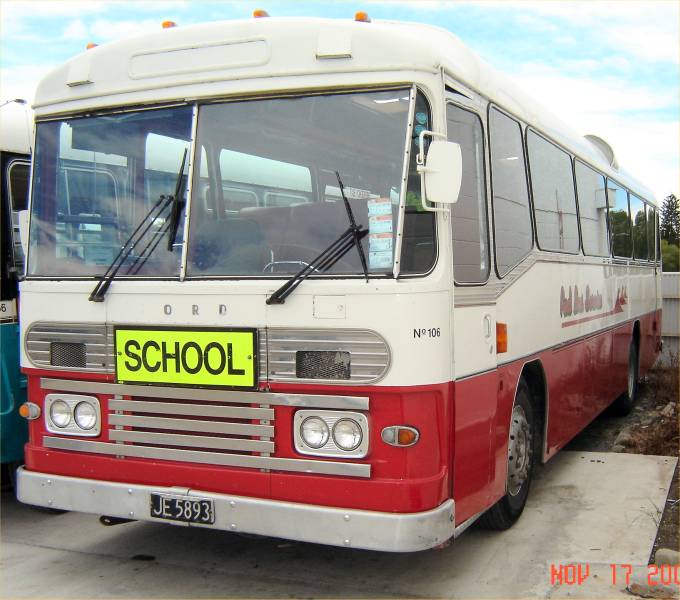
top-left (478, 378), bottom-right (535, 530)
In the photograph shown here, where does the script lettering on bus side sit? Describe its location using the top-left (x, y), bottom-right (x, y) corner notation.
top-left (560, 285), bottom-right (604, 318)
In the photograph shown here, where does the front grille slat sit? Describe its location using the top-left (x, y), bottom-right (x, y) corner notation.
top-left (109, 399), bottom-right (273, 420)
top-left (109, 414), bottom-right (273, 437)
top-left (109, 430), bottom-right (274, 453)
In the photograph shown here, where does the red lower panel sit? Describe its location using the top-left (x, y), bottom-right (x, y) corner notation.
top-left (23, 374), bottom-right (451, 514)
top-left (461, 310), bottom-right (661, 522)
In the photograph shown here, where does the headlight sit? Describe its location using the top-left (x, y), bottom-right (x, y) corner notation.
top-left (332, 419), bottom-right (362, 451)
top-left (49, 400), bottom-right (71, 428)
top-left (300, 417), bottom-right (330, 448)
top-left (74, 402), bottom-right (97, 430)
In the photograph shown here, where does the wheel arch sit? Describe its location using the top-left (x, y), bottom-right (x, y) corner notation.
top-left (519, 360), bottom-right (548, 463)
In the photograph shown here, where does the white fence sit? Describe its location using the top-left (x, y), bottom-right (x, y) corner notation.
top-left (661, 272), bottom-right (679, 366)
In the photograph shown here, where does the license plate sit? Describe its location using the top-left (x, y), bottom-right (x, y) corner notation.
top-left (150, 493), bottom-right (215, 524)
top-left (114, 327), bottom-right (257, 389)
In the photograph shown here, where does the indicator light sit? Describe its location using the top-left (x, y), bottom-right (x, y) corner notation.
top-left (496, 322), bottom-right (508, 353)
top-left (355, 11), bottom-right (371, 22)
top-left (253, 9), bottom-right (270, 17)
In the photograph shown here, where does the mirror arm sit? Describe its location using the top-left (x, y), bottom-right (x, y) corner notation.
top-left (416, 130), bottom-right (450, 213)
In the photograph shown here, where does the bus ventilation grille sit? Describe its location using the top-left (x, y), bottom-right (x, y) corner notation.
top-left (295, 351), bottom-right (351, 380)
top-left (50, 342), bottom-right (87, 368)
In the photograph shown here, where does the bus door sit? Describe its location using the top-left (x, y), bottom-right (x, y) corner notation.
top-left (445, 97), bottom-right (499, 523)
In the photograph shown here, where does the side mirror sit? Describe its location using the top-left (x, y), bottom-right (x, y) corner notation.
top-left (18, 210), bottom-right (29, 258)
top-left (417, 135), bottom-right (462, 212)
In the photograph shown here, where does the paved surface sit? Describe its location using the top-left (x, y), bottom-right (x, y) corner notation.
top-left (1, 451), bottom-right (677, 599)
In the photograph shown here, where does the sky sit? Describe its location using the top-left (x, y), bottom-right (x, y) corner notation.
top-left (1, 0), bottom-right (678, 200)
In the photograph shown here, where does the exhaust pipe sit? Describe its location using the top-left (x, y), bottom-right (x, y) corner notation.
top-left (99, 515), bottom-right (135, 526)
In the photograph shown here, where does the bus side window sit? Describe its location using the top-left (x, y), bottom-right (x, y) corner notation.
top-left (629, 194), bottom-right (648, 260)
top-left (575, 161), bottom-right (609, 257)
top-left (646, 204), bottom-right (656, 262)
top-left (607, 180), bottom-right (632, 258)
top-left (446, 103), bottom-right (489, 284)
top-left (488, 107), bottom-right (533, 276)
top-left (527, 131), bottom-right (579, 253)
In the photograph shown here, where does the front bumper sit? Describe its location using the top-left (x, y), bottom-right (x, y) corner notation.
top-left (16, 468), bottom-right (455, 552)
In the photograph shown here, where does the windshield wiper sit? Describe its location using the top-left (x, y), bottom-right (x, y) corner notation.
top-left (88, 149), bottom-right (188, 302)
top-left (166, 148), bottom-right (188, 251)
top-left (126, 148), bottom-right (188, 276)
top-left (266, 171), bottom-right (369, 305)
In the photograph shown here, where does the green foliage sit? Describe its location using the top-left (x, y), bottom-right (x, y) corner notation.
top-left (405, 190), bottom-right (424, 212)
top-left (660, 194), bottom-right (679, 245)
top-left (661, 239), bottom-right (679, 272)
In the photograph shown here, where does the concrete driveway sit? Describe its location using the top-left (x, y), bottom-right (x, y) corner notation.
top-left (1, 451), bottom-right (676, 599)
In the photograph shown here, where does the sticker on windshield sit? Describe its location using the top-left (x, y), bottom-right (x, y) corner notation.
top-left (367, 197), bottom-right (392, 217)
top-left (370, 250), bottom-right (393, 269)
top-left (369, 214), bottom-right (393, 234)
top-left (369, 232), bottom-right (393, 253)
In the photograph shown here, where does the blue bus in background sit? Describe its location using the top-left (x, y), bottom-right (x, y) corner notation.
top-left (1, 100), bottom-right (31, 487)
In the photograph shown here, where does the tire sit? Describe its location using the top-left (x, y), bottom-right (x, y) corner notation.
top-left (478, 378), bottom-right (535, 530)
top-left (613, 338), bottom-right (639, 416)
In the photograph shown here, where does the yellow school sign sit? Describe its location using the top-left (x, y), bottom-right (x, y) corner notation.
top-left (115, 327), bottom-right (256, 388)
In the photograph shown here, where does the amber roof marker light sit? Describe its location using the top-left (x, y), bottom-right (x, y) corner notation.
top-left (355, 11), bottom-right (371, 22)
top-left (253, 9), bottom-right (270, 18)
top-left (162, 20), bottom-right (177, 29)
top-left (86, 42), bottom-right (98, 50)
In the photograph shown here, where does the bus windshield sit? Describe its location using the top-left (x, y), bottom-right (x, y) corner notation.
top-left (28, 105), bottom-right (192, 277)
top-left (27, 89), bottom-right (435, 279)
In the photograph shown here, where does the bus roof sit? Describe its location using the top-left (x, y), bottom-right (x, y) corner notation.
top-left (32, 16), bottom-right (655, 203)
top-left (0, 102), bottom-right (32, 156)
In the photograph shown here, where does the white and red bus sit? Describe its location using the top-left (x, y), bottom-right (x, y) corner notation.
top-left (17, 13), bottom-right (661, 551)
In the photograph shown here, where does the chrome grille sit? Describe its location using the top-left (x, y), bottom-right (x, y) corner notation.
top-left (267, 329), bottom-right (390, 384)
top-left (25, 323), bottom-right (390, 384)
top-left (25, 322), bottom-right (114, 373)
top-left (108, 396), bottom-right (274, 455)
top-left (39, 378), bottom-right (371, 478)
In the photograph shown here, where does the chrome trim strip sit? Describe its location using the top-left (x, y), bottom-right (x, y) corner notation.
top-left (108, 414), bottom-right (273, 437)
top-left (42, 437), bottom-right (370, 478)
top-left (17, 468), bottom-right (452, 551)
top-left (393, 85), bottom-right (417, 279)
top-left (108, 430), bottom-right (274, 453)
top-left (40, 378), bottom-right (369, 410)
top-left (108, 399), bottom-right (273, 420)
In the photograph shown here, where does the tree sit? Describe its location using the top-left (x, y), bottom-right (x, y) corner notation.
top-left (661, 239), bottom-right (679, 272)
top-left (659, 193), bottom-right (679, 245)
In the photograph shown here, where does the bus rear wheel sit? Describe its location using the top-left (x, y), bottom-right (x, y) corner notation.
top-left (613, 338), bottom-right (639, 416)
top-left (478, 378), bottom-right (535, 530)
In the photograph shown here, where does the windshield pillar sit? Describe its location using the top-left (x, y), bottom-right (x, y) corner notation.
top-left (393, 85), bottom-right (417, 279)
top-left (179, 104), bottom-right (199, 282)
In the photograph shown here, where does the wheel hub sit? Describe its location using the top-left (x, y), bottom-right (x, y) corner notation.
top-left (507, 404), bottom-right (531, 496)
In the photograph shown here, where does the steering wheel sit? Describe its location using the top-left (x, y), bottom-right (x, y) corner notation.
top-left (263, 244), bottom-right (356, 273)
